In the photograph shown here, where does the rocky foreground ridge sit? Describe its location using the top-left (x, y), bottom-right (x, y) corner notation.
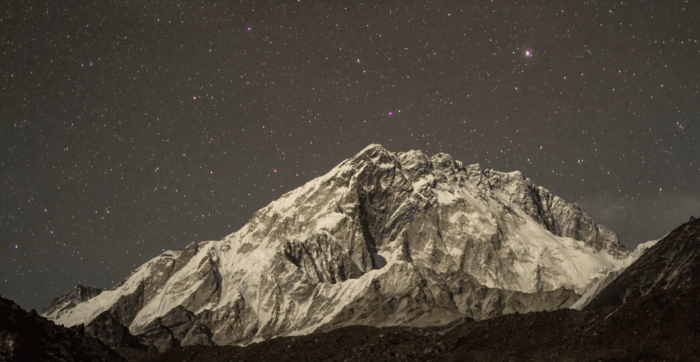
top-left (0, 294), bottom-right (124, 362)
top-left (585, 216), bottom-right (700, 311)
top-left (44, 144), bottom-right (645, 349)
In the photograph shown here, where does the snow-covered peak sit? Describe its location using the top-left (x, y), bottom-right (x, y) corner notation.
top-left (354, 143), bottom-right (387, 156)
top-left (45, 144), bottom-right (631, 347)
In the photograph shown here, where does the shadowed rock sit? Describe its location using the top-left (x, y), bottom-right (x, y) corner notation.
top-left (137, 305), bottom-right (215, 352)
top-left (85, 310), bottom-right (149, 351)
top-left (0, 294), bottom-right (124, 361)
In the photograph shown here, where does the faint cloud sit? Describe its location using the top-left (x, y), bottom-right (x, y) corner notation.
top-left (578, 192), bottom-right (700, 250)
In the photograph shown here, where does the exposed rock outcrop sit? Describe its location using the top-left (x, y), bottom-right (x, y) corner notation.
top-left (136, 305), bottom-right (216, 352)
top-left (84, 310), bottom-right (149, 351)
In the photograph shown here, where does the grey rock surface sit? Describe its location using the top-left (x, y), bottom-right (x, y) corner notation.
top-left (84, 310), bottom-right (148, 351)
top-left (136, 305), bottom-right (217, 352)
top-left (45, 145), bottom-right (629, 347)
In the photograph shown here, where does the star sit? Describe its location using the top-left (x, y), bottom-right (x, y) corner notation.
top-left (2, 0), bottom-right (696, 315)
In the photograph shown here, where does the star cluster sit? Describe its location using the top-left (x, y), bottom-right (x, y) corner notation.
top-left (1, 0), bottom-right (698, 311)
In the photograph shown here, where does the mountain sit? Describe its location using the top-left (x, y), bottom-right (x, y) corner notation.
top-left (584, 216), bottom-right (700, 311)
top-left (0, 294), bottom-right (124, 362)
top-left (43, 144), bottom-right (634, 347)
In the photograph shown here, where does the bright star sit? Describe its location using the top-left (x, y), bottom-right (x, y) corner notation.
top-left (525, 50), bottom-right (531, 57)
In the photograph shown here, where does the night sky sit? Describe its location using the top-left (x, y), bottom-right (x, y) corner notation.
top-left (1, 0), bottom-right (698, 311)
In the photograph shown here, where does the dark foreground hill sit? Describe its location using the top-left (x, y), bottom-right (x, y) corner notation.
top-left (585, 217), bottom-right (700, 311)
top-left (0, 295), bottom-right (124, 362)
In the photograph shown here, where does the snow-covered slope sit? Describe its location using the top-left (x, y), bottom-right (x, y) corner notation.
top-left (570, 238), bottom-right (659, 310)
top-left (44, 144), bottom-right (632, 347)
top-left (41, 284), bottom-right (102, 320)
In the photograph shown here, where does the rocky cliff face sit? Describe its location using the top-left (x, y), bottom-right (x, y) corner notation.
top-left (585, 217), bottom-right (700, 311)
top-left (44, 144), bottom-right (630, 347)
